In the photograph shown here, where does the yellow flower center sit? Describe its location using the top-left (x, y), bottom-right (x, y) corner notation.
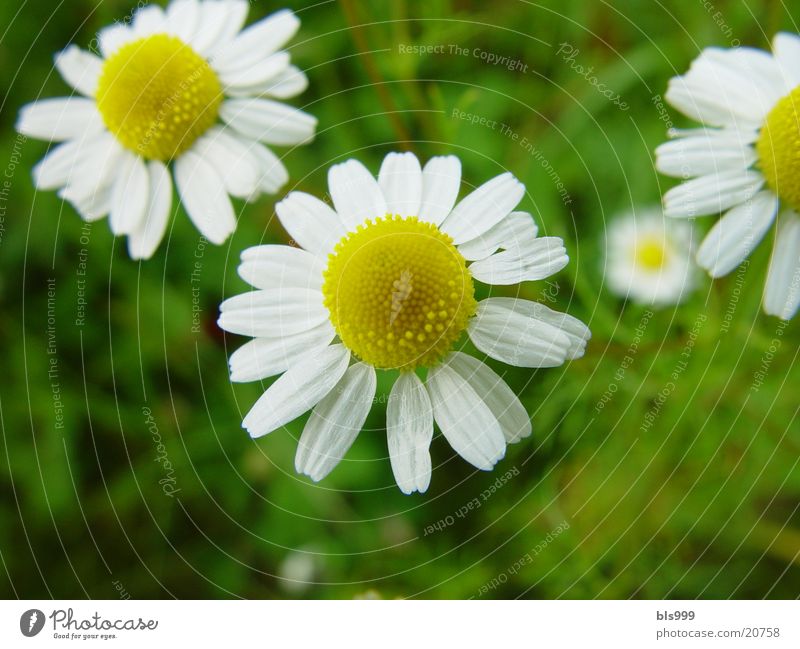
top-left (322, 216), bottom-right (476, 371)
top-left (635, 237), bottom-right (667, 270)
top-left (757, 86), bottom-right (800, 211)
top-left (96, 34), bottom-right (222, 161)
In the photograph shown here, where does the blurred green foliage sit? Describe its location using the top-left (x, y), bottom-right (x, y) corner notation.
top-left (0, 0), bottom-right (798, 599)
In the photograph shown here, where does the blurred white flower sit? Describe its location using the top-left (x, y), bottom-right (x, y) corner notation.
top-left (605, 207), bottom-right (697, 306)
top-left (218, 151), bottom-right (590, 494)
top-left (277, 549), bottom-right (318, 596)
top-left (353, 589), bottom-right (385, 599)
top-left (656, 32), bottom-right (800, 319)
top-left (17, 1), bottom-right (315, 259)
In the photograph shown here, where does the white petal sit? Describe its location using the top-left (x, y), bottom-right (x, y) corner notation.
top-left (98, 23), bottom-right (137, 58)
top-left (127, 160), bottom-right (172, 260)
top-left (387, 372), bottom-right (433, 494)
top-left (66, 133), bottom-right (122, 189)
top-left (516, 302), bottom-right (591, 360)
top-left (33, 139), bottom-right (86, 190)
top-left (418, 155), bottom-right (461, 226)
top-left (220, 98), bottom-right (316, 146)
top-left (458, 211), bottom-right (538, 261)
top-left (204, 0), bottom-right (249, 56)
top-left (666, 126), bottom-right (759, 143)
top-left (218, 288), bottom-right (327, 338)
top-left (211, 9), bottom-right (299, 74)
top-left (276, 191), bottom-right (345, 256)
top-left (229, 321), bottom-right (336, 382)
top-left (468, 298), bottom-right (576, 367)
top-left (188, 0), bottom-right (234, 53)
top-left (132, 5), bottom-right (166, 37)
top-left (666, 47), bottom-right (785, 128)
top-left (705, 47), bottom-right (789, 100)
top-left (469, 236), bottom-right (568, 285)
top-left (192, 126), bottom-right (261, 199)
top-left (59, 183), bottom-right (112, 222)
top-left (440, 172), bottom-right (525, 244)
top-left (665, 78), bottom-right (736, 129)
top-left (378, 152), bottom-right (422, 217)
top-left (663, 169), bottom-right (764, 218)
top-left (295, 362), bottom-right (376, 481)
top-left (426, 363), bottom-right (505, 470)
top-left (165, 0), bottom-right (200, 43)
top-left (247, 141), bottom-right (289, 194)
top-left (17, 98), bottom-right (103, 141)
top-left (261, 65), bottom-right (308, 99)
top-left (445, 352), bottom-right (531, 444)
top-left (54, 46), bottom-right (102, 97)
top-left (32, 132), bottom-right (111, 190)
top-left (696, 190), bottom-right (778, 277)
top-left (47, 133), bottom-right (123, 207)
top-left (328, 159), bottom-right (387, 229)
top-left (773, 32), bottom-right (800, 87)
top-left (764, 212), bottom-right (800, 320)
top-left (242, 344), bottom-right (350, 438)
top-left (238, 244), bottom-right (324, 291)
top-left (224, 64), bottom-right (308, 100)
top-left (655, 130), bottom-right (758, 178)
top-left (474, 297), bottom-right (591, 361)
top-left (218, 52), bottom-right (290, 90)
top-left (109, 152), bottom-right (149, 235)
top-left (174, 150), bottom-right (236, 244)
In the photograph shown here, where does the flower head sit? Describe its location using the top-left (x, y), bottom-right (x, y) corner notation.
top-left (656, 33), bottom-right (800, 319)
top-left (218, 152), bottom-right (590, 494)
top-left (605, 207), bottom-right (698, 306)
top-left (17, 1), bottom-right (316, 259)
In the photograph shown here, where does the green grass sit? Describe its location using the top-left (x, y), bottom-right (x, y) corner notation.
top-left (0, 0), bottom-right (798, 598)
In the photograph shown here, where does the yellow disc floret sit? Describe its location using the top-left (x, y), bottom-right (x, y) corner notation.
top-left (96, 34), bottom-right (222, 161)
top-left (322, 216), bottom-right (477, 371)
top-left (757, 86), bottom-right (800, 211)
top-left (635, 237), bottom-right (667, 270)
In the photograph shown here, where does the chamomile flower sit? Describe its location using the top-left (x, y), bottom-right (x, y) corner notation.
top-left (656, 33), bottom-right (800, 319)
top-left (218, 152), bottom-right (590, 494)
top-left (277, 548), bottom-right (319, 595)
top-left (17, 1), bottom-right (316, 259)
top-left (605, 207), bottom-right (697, 306)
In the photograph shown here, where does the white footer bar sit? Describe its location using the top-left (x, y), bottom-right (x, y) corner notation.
top-left (1, 600), bottom-right (797, 648)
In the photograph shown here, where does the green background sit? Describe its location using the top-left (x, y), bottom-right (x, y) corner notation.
top-left (1, 0), bottom-right (798, 599)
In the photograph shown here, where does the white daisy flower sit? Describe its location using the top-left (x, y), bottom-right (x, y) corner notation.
top-left (656, 33), bottom-right (800, 319)
top-left (17, 1), bottom-right (316, 259)
top-left (277, 548), bottom-right (318, 595)
top-left (218, 152), bottom-right (590, 494)
top-left (605, 207), bottom-right (697, 306)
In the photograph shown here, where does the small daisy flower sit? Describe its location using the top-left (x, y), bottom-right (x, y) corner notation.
top-left (605, 207), bottom-right (697, 306)
top-left (656, 33), bottom-right (800, 319)
top-left (218, 152), bottom-right (590, 494)
top-left (17, 1), bottom-right (316, 259)
top-left (277, 548), bottom-right (318, 595)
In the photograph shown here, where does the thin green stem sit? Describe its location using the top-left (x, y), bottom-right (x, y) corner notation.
top-left (339, 0), bottom-right (412, 146)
